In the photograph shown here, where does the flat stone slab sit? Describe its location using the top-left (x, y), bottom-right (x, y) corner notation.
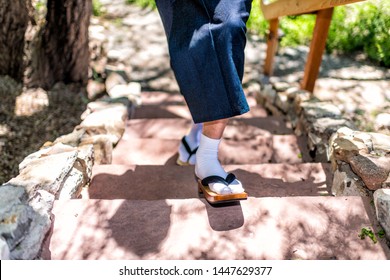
top-left (132, 104), bottom-right (193, 119)
top-left (112, 134), bottom-right (307, 165)
top-left (125, 117), bottom-right (293, 140)
top-left (86, 163), bottom-right (332, 200)
top-left (42, 196), bottom-right (390, 260)
top-left (140, 91), bottom-right (187, 106)
top-left (133, 92), bottom-right (268, 119)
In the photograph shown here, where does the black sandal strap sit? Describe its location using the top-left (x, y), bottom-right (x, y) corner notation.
top-left (225, 173), bottom-right (236, 184)
top-left (201, 173), bottom-right (236, 187)
top-left (181, 136), bottom-right (198, 161)
top-left (201, 175), bottom-right (228, 187)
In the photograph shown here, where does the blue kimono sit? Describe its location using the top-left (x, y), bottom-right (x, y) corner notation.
top-left (156, 0), bottom-right (252, 123)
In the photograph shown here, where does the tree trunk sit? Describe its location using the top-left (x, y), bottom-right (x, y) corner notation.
top-left (29, 0), bottom-right (92, 89)
top-left (0, 0), bottom-right (29, 81)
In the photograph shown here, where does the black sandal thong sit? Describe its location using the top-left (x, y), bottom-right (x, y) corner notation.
top-left (197, 173), bottom-right (248, 204)
top-left (176, 136), bottom-right (198, 166)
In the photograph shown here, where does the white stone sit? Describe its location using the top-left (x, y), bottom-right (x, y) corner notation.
top-left (19, 143), bottom-right (76, 171)
top-left (374, 188), bottom-right (390, 240)
top-left (10, 151), bottom-right (78, 196)
top-left (105, 72), bottom-right (127, 92)
top-left (375, 113), bottom-right (390, 129)
top-left (369, 132), bottom-right (390, 152)
top-left (79, 106), bottom-right (127, 145)
top-left (108, 82), bottom-right (141, 102)
top-left (14, 88), bottom-right (49, 117)
top-left (58, 160), bottom-right (85, 199)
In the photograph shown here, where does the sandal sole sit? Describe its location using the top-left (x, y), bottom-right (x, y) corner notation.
top-left (197, 179), bottom-right (248, 204)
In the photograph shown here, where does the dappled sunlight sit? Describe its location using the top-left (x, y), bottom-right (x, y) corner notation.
top-left (34, 0), bottom-right (390, 261)
top-left (278, 197), bottom-right (390, 260)
top-left (225, 163), bottom-right (331, 197)
top-left (44, 194), bottom-right (390, 260)
top-left (125, 118), bottom-right (191, 140)
top-left (43, 199), bottom-right (172, 260)
top-left (0, 82), bottom-right (86, 184)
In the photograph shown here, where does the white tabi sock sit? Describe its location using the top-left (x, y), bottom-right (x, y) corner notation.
top-left (195, 134), bottom-right (244, 194)
top-left (178, 122), bottom-right (202, 164)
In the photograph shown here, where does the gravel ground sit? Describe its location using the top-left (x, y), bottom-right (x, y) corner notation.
top-left (0, 79), bottom-right (87, 184)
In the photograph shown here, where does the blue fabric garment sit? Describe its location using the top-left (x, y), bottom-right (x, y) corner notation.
top-left (156, 0), bottom-right (252, 123)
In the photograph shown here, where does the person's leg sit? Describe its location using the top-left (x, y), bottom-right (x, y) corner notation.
top-left (156, 0), bottom-right (252, 124)
top-left (156, 0), bottom-right (249, 195)
top-left (195, 119), bottom-right (244, 194)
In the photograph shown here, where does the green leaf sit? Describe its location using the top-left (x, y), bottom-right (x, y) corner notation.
top-left (358, 227), bottom-right (378, 244)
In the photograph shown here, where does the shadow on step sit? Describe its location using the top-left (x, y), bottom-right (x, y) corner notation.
top-left (43, 192), bottom-right (390, 260)
top-left (88, 162), bottom-right (333, 200)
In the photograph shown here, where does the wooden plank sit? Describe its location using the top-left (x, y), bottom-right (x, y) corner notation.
top-left (301, 8), bottom-right (334, 93)
top-left (263, 18), bottom-right (279, 76)
top-left (260, 0), bottom-right (365, 20)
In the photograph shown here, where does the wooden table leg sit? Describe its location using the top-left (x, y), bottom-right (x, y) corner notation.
top-left (263, 18), bottom-right (279, 76)
top-left (301, 7), bottom-right (334, 93)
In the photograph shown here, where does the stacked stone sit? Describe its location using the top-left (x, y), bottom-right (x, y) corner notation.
top-left (255, 78), bottom-right (357, 161)
top-left (330, 127), bottom-right (390, 239)
top-left (255, 79), bottom-right (390, 241)
top-left (0, 74), bottom-right (140, 259)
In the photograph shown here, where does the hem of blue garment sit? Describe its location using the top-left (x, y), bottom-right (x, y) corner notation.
top-left (192, 106), bottom-right (250, 124)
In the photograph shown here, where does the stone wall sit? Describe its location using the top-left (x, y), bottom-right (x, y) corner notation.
top-left (253, 78), bottom-right (390, 241)
top-left (0, 74), bottom-right (138, 259)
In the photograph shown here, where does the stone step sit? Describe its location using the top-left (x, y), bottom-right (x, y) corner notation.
top-left (133, 91), bottom-right (268, 119)
top-left (85, 163), bottom-right (332, 200)
top-left (124, 117), bottom-right (294, 140)
top-left (42, 196), bottom-right (390, 260)
top-left (112, 135), bottom-right (309, 165)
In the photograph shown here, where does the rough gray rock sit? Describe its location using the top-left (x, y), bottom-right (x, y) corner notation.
top-left (58, 145), bottom-right (94, 199)
top-left (374, 189), bottom-right (390, 240)
top-left (330, 127), bottom-right (390, 190)
top-left (0, 185), bottom-right (33, 252)
top-left (300, 101), bottom-right (342, 120)
top-left (306, 117), bottom-right (356, 161)
top-left (0, 141), bottom-right (96, 259)
top-left (331, 163), bottom-right (371, 197)
top-left (14, 190), bottom-right (53, 260)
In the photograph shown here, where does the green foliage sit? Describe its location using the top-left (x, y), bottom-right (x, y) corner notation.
top-left (358, 227), bottom-right (378, 244)
top-left (92, 0), bottom-right (104, 17)
top-left (247, 0), bottom-right (268, 37)
top-left (126, 0), bottom-right (156, 9)
top-left (328, 0), bottom-right (390, 66)
top-left (35, 0), bottom-right (46, 12)
top-left (280, 14), bottom-right (316, 47)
